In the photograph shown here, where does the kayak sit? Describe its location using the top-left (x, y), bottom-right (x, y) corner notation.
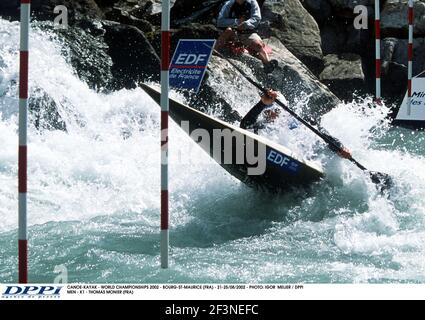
top-left (141, 83), bottom-right (324, 192)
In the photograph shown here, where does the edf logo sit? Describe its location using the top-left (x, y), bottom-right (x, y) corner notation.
top-left (3, 286), bottom-right (62, 297)
top-left (175, 53), bottom-right (208, 65)
top-left (169, 39), bottom-right (215, 93)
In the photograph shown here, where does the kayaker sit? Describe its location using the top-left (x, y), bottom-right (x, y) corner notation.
top-left (240, 89), bottom-right (353, 159)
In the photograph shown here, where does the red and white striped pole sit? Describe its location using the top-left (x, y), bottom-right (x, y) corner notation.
top-left (375, 0), bottom-right (381, 102)
top-left (19, 0), bottom-right (31, 283)
top-left (161, 0), bottom-right (170, 269)
top-left (407, 0), bottom-right (414, 115)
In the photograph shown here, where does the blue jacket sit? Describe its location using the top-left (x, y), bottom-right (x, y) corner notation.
top-left (217, 0), bottom-right (261, 30)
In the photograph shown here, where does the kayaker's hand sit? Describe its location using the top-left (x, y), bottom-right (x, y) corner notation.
top-left (261, 89), bottom-right (278, 105)
top-left (338, 147), bottom-right (352, 159)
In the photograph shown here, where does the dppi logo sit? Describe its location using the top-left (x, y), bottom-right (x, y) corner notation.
top-left (2, 286), bottom-right (62, 299)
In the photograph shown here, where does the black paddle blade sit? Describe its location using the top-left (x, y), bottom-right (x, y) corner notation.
top-left (369, 171), bottom-right (393, 189)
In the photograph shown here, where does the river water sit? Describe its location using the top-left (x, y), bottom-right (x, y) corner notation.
top-left (1, 19), bottom-right (425, 283)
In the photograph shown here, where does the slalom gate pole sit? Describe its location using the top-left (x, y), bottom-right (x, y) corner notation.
top-left (160, 0), bottom-right (170, 269)
top-left (375, 0), bottom-right (381, 102)
top-left (19, 0), bottom-right (31, 283)
top-left (407, 0), bottom-right (414, 115)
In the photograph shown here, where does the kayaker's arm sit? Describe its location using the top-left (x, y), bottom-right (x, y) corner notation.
top-left (240, 89), bottom-right (278, 129)
top-left (240, 101), bottom-right (268, 129)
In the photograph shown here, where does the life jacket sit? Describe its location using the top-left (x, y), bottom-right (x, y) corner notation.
top-left (229, 0), bottom-right (252, 20)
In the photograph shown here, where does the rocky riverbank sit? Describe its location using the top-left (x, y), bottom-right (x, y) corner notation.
top-left (1, 0), bottom-right (424, 120)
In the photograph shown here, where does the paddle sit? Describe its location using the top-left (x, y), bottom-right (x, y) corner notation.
top-left (212, 49), bottom-right (392, 188)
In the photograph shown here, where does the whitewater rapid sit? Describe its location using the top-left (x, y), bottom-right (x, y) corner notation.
top-left (1, 19), bottom-right (425, 283)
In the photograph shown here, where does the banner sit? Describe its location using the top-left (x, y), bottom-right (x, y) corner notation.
top-left (169, 39), bottom-right (215, 93)
top-left (396, 76), bottom-right (425, 121)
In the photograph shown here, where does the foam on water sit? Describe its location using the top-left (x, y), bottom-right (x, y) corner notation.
top-left (1, 19), bottom-right (425, 283)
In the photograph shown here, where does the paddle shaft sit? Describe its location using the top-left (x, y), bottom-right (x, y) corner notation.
top-left (213, 49), bottom-right (373, 173)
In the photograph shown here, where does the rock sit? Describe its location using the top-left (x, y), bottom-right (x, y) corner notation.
top-left (185, 78), bottom-right (242, 124)
top-left (29, 89), bottom-right (67, 132)
top-left (0, 0), bottom-right (17, 11)
top-left (26, 21), bottom-right (113, 90)
top-left (171, 0), bottom-right (223, 26)
top-left (300, 0), bottom-right (333, 25)
top-left (345, 25), bottom-right (372, 56)
top-left (262, 0), bottom-right (324, 75)
top-left (58, 22), bottom-right (113, 90)
top-left (30, 0), bottom-right (104, 21)
top-left (326, 0), bottom-right (374, 17)
top-left (170, 23), bottom-right (220, 46)
top-left (73, 17), bottom-right (107, 36)
top-left (328, 0), bottom-right (373, 10)
top-left (303, 0), bottom-right (373, 28)
top-left (149, 23), bottom-right (220, 58)
top-left (1, 0), bottom-right (105, 21)
top-left (201, 37), bottom-right (339, 122)
top-left (147, 0), bottom-right (176, 15)
top-left (95, 0), bottom-right (121, 8)
top-left (172, 0), bottom-right (203, 17)
top-left (382, 62), bottom-right (408, 104)
top-left (102, 21), bottom-right (160, 89)
top-left (381, 0), bottom-right (425, 37)
top-left (378, 36), bottom-right (425, 98)
top-left (357, 35), bottom-right (425, 100)
top-left (263, 37), bottom-right (339, 116)
top-left (128, 1), bottom-right (158, 19)
top-left (319, 53), bottom-right (365, 100)
top-left (0, 0), bottom-right (19, 19)
top-left (105, 7), bottom-right (154, 33)
top-left (321, 21), bottom-right (348, 55)
top-left (381, 37), bottom-right (425, 76)
top-left (320, 13), bottom-right (372, 57)
top-left (100, 0), bottom-right (174, 16)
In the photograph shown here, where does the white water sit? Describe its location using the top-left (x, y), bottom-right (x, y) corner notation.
top-left (1, 19), bottom-right (425, 283)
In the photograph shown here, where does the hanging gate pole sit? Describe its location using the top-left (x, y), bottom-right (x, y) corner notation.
top-left (160, 0), bottom-right (171, 269)
top-left (407, 0), bottom-right (414, 116)
top-left (375, 0), bottom-right (381, 101)
top-left (19, 0), bottom-right (31, 283)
